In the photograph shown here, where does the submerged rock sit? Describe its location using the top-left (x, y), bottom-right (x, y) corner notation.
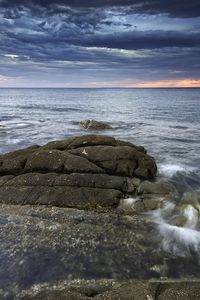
top-left (2, 204), bottom-right (199, 297)
top-left (0, 135), bottom-right (157, 208)
top-left (133, 195), bottom-right (166, 213)
top-left (137, 180), bottom-right (176, 195)
top-left (0, 204), bottom-right (160, 293)
top-left (80, 120), bottom-right (112, 130)
top-left (119, 195), bottom-right (167, 213)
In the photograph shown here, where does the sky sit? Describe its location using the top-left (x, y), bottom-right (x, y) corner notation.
top-left (0, 0), bottom-right (200, 88)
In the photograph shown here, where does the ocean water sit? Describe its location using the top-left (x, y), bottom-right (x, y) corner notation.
top-left (0, 88), bottom-right (199, 175)
top-left (0, 87), bottom-right (200, 260)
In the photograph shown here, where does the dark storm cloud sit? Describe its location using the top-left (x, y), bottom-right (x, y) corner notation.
top-left (1, 0), bottom-right (200, 17)
top-left (74, 31), bottom-right (200, 50)
top-left (2, 27), bottom-right (199, 53)
top-left (0, 0), bottom-right (200, 86)
top-left (1, 45), bottom-right (199, 86)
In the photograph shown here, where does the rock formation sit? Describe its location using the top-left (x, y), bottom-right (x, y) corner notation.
top-left (0, 135), bottom-right (157, 209)
top-left (0, 135), bottom-right (197, 299)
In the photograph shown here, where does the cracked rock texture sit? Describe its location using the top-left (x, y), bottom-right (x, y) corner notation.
top-left (0, 135), bottom-right (157, 208)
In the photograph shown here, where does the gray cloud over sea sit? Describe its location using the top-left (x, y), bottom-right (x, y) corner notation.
top-left (0, 0), bottom-right (200, 87)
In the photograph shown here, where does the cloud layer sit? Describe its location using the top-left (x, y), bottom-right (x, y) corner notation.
top-left (0, 0), bottom-right (200, 87)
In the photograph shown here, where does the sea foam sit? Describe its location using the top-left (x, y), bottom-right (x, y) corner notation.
top-left (158, 223), bottom-right (200, 257)
top-left (159, 164), bottom-right (188, 177)
top-left (149, 201), bottom-right (200, 258)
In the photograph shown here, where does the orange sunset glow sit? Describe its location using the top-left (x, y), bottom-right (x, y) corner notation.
top-left (131, 79), bottom-right (200, 88)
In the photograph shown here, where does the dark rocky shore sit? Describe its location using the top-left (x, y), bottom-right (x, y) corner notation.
top-left (0, 135), bottom-right (199, 299)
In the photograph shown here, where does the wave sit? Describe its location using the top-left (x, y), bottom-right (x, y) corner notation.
top-left (0, 116), bottom-right (20, 122)
top-left (158, 223), bottom-right (200, 258)
top-left (149, 199), bottom-right (200, 259)
top-left (169, 125), bottom-right (189, 130)
top-left (6, 138), bottom-right (22, 145)
top-left (14, 105), bottom-right (88, 113)
top-left (162, 137), bottom-right (200, 144)
top-left (159, 164), bottom-right (194, 177)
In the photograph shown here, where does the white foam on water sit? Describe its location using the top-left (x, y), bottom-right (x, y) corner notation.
top-left (183, 205), bottom-right (199, 229)
top-left (158, 223), bottom-right (200, 257)
top-left (16, 123), bottom-right (29, 127)
top-left (123, 198), bottom-right (137, 206)
top-left (118, 197), bottom-right (138, 210)
top-left (6, 138), bottom-right (22, 145)
top-left (149, 201), bottom-right (200, 258)
top-left (148, 201), bottom-right (175, 223)
top-left (159, 164), bottom-right (188, 177)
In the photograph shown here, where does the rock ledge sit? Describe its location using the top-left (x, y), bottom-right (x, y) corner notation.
top-left (0, 135), bottom-right (157, 209)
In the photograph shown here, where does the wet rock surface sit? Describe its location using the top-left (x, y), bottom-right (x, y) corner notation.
top-left (0, 135), bottom-right (199, 298)
top-left (0, 135), bottom-right (157, 208)
top-left (0, 205), bottom-right (159, 286)
top-left (137, 180), bottom-right (177, 195)
top-left (0, 204), bottom-right (200, 298)
top-left (4, 280), bottom-right (200, 300)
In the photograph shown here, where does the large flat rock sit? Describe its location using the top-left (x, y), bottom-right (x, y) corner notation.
top-left (0, 135), bottom-right (157, 208)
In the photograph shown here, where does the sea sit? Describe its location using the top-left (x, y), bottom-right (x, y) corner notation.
top-left (0, 87), bottom-right (200, 258)
top-left (0, 88), bottom-right (199, 172)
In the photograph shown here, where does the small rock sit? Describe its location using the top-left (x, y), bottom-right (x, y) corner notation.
top-left (137, 180), bottom-right (176, 195)
top-left (79, 120), bottom-right (112, 130)
top-left (133, 196), bottom-right (165, 212)
top-left (127, 177), bottom-right (141, 192)
top-left (181, 190), bottom-right (200, 205)
top-left (169, 215), bottom-right (187, 227)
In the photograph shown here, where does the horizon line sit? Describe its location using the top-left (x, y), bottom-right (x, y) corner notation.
top-left (0, 86), bottom-right (200, 89)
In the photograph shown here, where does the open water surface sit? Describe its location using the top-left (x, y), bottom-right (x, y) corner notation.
top-left (0, 88), bottom-right (199, 173)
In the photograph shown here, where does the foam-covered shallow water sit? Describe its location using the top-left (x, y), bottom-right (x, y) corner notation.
top-left (147, 200), bottom-right (200, 259)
